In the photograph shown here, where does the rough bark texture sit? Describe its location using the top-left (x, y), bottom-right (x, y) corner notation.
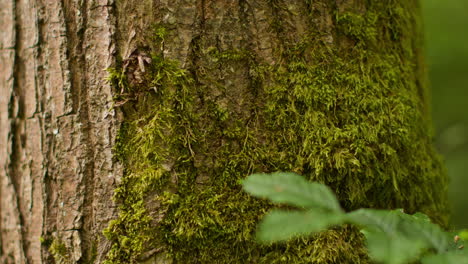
top-left (0, 0), bottom-right (118, 263)
top-left (0, 0), bottom-right (448, 263)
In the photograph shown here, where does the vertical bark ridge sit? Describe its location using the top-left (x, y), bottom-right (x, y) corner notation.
top-left (11, 0), bottom-right (44, 262)
top-left (33, 3), bottom-right (50, 262)
top-left (2, 0), bottom-right (49, 262)
top-left (81, 0), bottom-right (118, 262)
top-left (37, 0), bottom-right (82, 261)
top-left (1, 0), bottom-right (119, 262)
top-left (0, 0), bottom-right (28, 262)
top-left (79, 0), bottom-right (99, 262)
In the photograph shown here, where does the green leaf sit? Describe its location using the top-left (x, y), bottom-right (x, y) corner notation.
top-left (349, 210), bottom-right (428, 264)
top-left (348, 209), bottom-right (449, 251)
top-left (256, 209), bottom-right (346, 242)
top-left (348, 209), bottom-right (453, 262)
top-left (398, 212), bottom-right (450, 253)
top-left (365, 230), bottom-right (427, 264)
top-left (243, 171), bottom-right (459, 262)
top-left (347, 209), bottom-right (402, 234)
top-left (242, 172), bottom-right (342, 212)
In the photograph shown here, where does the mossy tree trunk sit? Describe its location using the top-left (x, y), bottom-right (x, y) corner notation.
top-left (0, 0), bottom-right (448, 263)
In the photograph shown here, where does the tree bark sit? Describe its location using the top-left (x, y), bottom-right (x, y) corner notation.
top-left (0, 0), bottom-right (448, 263)
top-left (0, 0), bottom-right (118, 263)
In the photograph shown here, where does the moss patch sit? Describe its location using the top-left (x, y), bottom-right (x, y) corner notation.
top-left (48, 238), bottom-right (72, 264)
top-left (104, 2), bottom-right (447, 263)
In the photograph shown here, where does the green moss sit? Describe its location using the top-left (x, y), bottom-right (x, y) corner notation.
top-left (336, 11), bottom-right (378, 44)
top-left (39, 236), bottom-right (51, 246)
top-left (153, 24), bottom-right (168, 41)
top-left (105, 2), bottom-right (447, 263)
top-left (49, 239), bottom-right (72, 264)
top-left (206, 47), bottom-right (251, 62)
top-left (106, 67), bottom-right (127, 94)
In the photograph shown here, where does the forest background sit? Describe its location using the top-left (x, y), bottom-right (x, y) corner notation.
top-left (423, 0), bottom-right (468, 228)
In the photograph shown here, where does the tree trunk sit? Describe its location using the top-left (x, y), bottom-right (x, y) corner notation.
top-left (0, 0), bottom-right (448, 263)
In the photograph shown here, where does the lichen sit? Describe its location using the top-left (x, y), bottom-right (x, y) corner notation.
top-left (104, 2), bottom-right (447, 263)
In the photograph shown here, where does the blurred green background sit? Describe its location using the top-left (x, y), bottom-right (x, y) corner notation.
top-left (423, 0), bottom-right (468, 229)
